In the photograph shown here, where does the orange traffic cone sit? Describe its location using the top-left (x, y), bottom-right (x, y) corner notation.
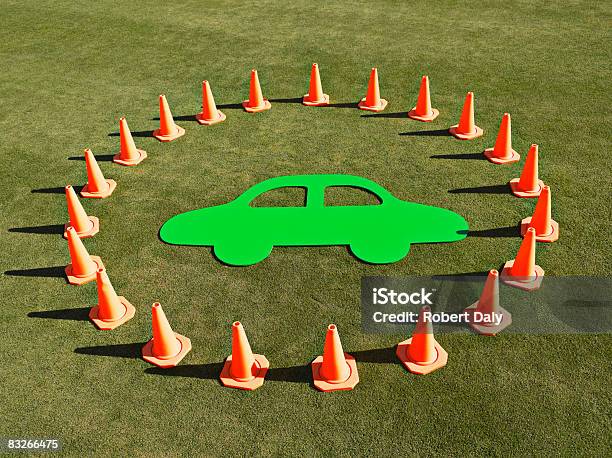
top-left (153, 94), bottom-right (185, 142)
top-left (358, 67), bottom-right (387, 112)
top-left (484, 113), bottom-right (520, 164)
top-left (449, 92), bottom-right (483, 140)
top-left (63, 185), bottom-right (99, 239)
top-left (311, 324), bottom-right (359, 392)
top-left (509, 144), bottom-right (545, 197)
top-left (113, 117), bottom-right (147, 166)
top-left (501, 227), bottom-right (544, 291)
top-left (521, 186), bottom-right (559, 242)
top-left (242, 69), bottom-right (271, 113)
top-left (220, 321), bottom-right (269, 390)
top-left (464, 270), bottom-right (512, 335)
top-left (65, 226), bottom-right (104, 285)
top-left (408, 75), bottom-right (439, 122)
top-left (88, 268), bottom-right (136, 330)
top-left (142, 302), bottom-right (192, 368)
top-left (196, 80), bottom-right (226, 125)
top-left (396, 305), bottom-right (448, 374)
top-left (303, 63), bottom-right (329, 106)
top-left (80, 149), bottom-right (116, 198)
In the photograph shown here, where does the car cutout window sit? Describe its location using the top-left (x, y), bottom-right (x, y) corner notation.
top-left (324, 185), bottom-right (383, 207)
top-left (249, 186), bottom-right (308, 208)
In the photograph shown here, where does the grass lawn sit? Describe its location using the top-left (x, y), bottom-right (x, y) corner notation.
top-left (1, 0), bottom-right (610, 455)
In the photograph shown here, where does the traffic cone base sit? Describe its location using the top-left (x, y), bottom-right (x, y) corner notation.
top-left (89, 296), bottom-right (135, 330)
top-left (220, 353), bottom-right (269, 391)
top-left (195, 110), bottom-right (226, 126)
top-left (500, 259), bottom-right (544, 291)
top-left (520, 216), bottom-right (559, 242)
top-left (142, 333), bottom-right (192, 368)
top-left (153, 125), bottom-right (185, 142)
top-left (358, 97), bottom-right (388, 112)
top-left (113, 149), bottom-right (147, 166)
top-left (81, 179), bottom-right (117, 199)
top-left (464, 302), bottom-right (512, 336)
top-left (408, 107), bottom-right (439, 122)
top-left (449, 124), bottom-right (483, 140)
top-left (63, 216), bottom-right (99, 239)
top-left (65, 255), bottom-right (104, 286)
top-left (242, 99), bottom-right (271, 113)
top-left (484, 148), bottom-right (520, 164)
top-left (509, 178), bottom-right (545, 198)
top-left (312, 353), bottom-right (359, 392)
top-left (396, 337), bottom-right (448, 375)
top-left (303, 93), bottom-right (330, 107)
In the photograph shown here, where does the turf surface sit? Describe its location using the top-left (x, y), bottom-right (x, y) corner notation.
top-left (1, 0), bottom-right (611, 455)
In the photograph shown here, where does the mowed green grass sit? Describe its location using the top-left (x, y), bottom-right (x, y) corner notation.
top-left (1, 1), bottom-right (611, 455)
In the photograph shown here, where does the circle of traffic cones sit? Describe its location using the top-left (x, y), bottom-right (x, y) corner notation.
top-left (242, 69), bottom-right (271, 113)
top-left (65, 226), bottom-right (104, 285)
top-left (501, 227), bottom-right (545, 291)
top-left (407, 75), bottom-right (439, 122)
top-left (358, 67), bottom-right (388, 112)
top-left (509, 144), bottom-right (545, 197)
top-left (88, 268), bottom-right (136, 330)
top-left (80, 149), bottom-right (116, 198)
top-left (142, 302), bottom-right (192, 368)
top-left (196, 80), bottom-right (226, 125)
top-left (302, 63), bottom-right (329, 106)
top-left (449, 91), bottom-right (483, 140)
top-left (396, 305), bottom-right (448, 375)
top-left (113, 117), bottom-right (147, 166)
top-left (153, 94), bottom-right (185, 142)
top-left (464, 270), bottom-right (512, 335)
top-left (521, 186), bottom-right (559, 242)
top-left (311, 324), bottom-right (359, 392)
top-left (483, 113), bottom-right (520, 164)
top-left (63, 185), bottom-right (99, 239)
top-left (220, 321), bottom-right (269, 391)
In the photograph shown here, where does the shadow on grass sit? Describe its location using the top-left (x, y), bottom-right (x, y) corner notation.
top-left (448, 184), bottom-right (508, 194)
top-left (216, 102), bottom-right (244, 110)
top-left (351, 347), bottom-right (397, 364)
top-left (74, 343), bottom-right (145, 359)
top-left (324, 102), bottom-right (358, 109)
top-left (28, 307), bottom-right (90, 321)
top-left (152, 115), bottom-right (197, 122)
top-left (361, 111), bottom-right (406, 119)
top-left (4, 266), bottom-right (66, 278)
top-left (467, 225), bottom-right (519, 238)
top-left (68, 154), bottom-right (114, 162)
top-left (431, 152), bottom-right (484, 160)
top-left (432, 271), bottom-right (490, 280)
top-left (108, 130), bottom-right (154, 138)
top-left (32, 186), bottom-right (80, 194)
top-left (269, 97), bottom-right (303, 104)
top-left (399, 129), bottom-right (450, 137)
top-left (8, 224), bottom-right (64, 235)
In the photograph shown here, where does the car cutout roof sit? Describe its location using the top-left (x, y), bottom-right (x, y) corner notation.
top-left (236, 174), bottom-right (393, 203)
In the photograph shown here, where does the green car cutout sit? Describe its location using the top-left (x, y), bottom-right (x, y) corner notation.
top-left (160, 174), bottom-right (469, 266)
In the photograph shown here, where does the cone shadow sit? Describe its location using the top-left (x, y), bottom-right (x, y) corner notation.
top-left (108, 130), bottom-right (154, 138)
top-left (4, 266), bottom-right (66, 278)
top-left (269, 97), bottom-right (303, 104)
top-left (74, 343), bottom-right (145, 359)
top-left (28, 307), bottom-right (90, 321)
top-left (144, 363), bottom-right (224, 379)
top-left (351, 347), bottom-right (397, 364)
top-left (266, 364), bottom-right (311, 383)
top-left (152, 115), bottom-right (197, 122)
top-left (399, 129), bottom-right (450, 137)
top-left (431, 153), bottom-right (484, 160)
top-left (32, 186), bottom-right (81, 194)
top-left (216, 102), bottom-right (244, 110)
top-left (324, 102), bottom-right (358, 109)
top-left (8, 224), bottom-right (64, 235)
top-left (68, 154), bottom-right (114, 162)
top-left (361, 112), bottom-right (406, 119)
top-left (448, 184), bottom-right (508, 194)
top-left (467, 225), bottom-right (519, 238)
